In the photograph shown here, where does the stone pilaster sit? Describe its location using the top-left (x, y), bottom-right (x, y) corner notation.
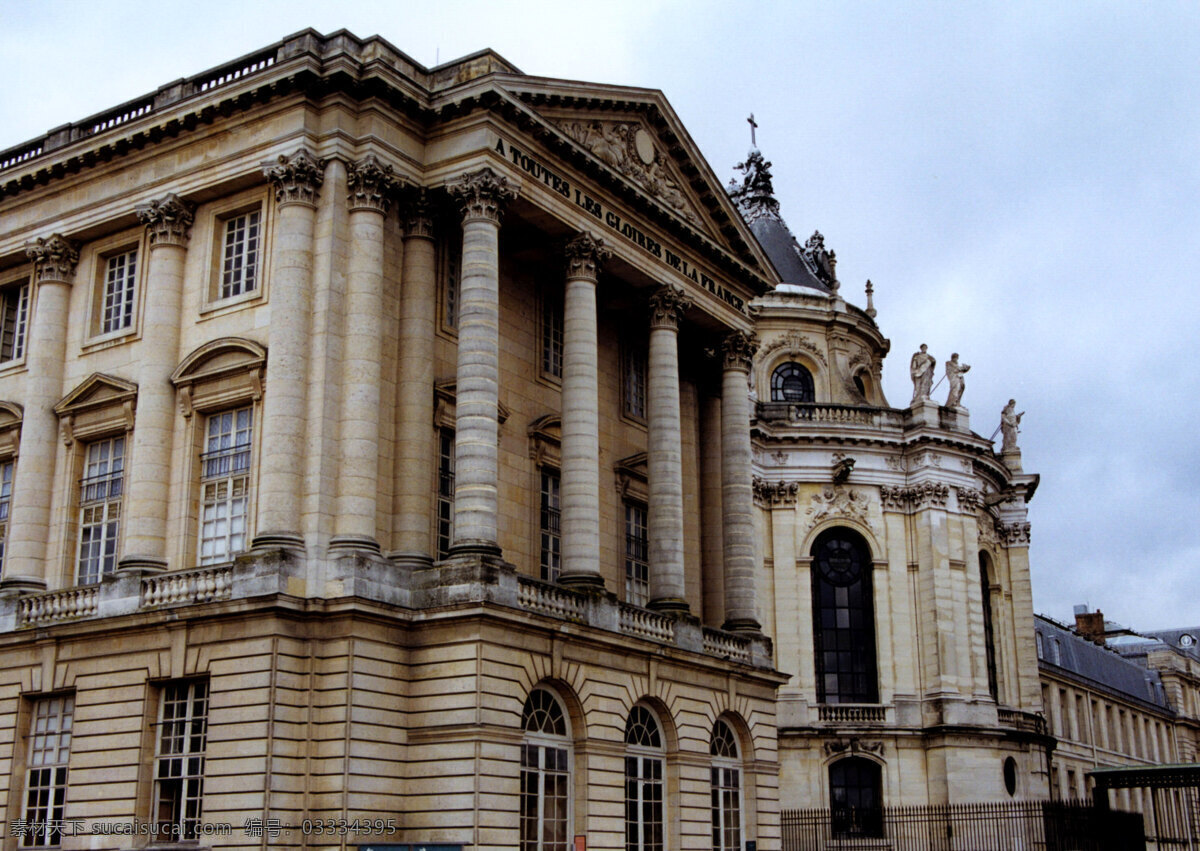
top-left (252, 149), bottom-right (324, 551)
top-left (447, 168), bottom-right (515, 555)
top-left (646, 284), bottom-right (691, 613)
top-left (392, 191), bottom-right (437, 566)
top-left (331, 155), bottom-right (397, 553)
top-left (558, 232), bottom-right (610, 589)
top-left (118, 194), bottom-right (195, 574)
top-left (2, 235), bottom-right (78, 592)
top-left (720, 330), bottom-right (761, 632)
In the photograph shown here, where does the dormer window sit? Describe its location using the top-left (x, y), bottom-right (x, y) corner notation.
top-left (771, 362), bottom-right (814, 402)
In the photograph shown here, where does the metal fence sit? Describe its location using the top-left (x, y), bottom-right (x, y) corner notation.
top-left (781, 799), bottom-right (1145, 851)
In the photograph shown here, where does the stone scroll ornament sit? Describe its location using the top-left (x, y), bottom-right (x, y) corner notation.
top-left (648, 284), bottom-right (692, 329)
top-left (346, 154), bottom-right (399, 214)
top-left (137, 193), bottom-right (196, 247)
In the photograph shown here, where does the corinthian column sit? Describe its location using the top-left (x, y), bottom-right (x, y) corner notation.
top-left (721, 330), bottom-right (761, 633)
top-left (1, 236), bottom-right (78, 592)
top-left (647, 284), bottom-right (691, 614)
top-left (447, 168), bottom-right (516, 556)
top-left (252, 149), bottom-right (324, 551)
top-left (330, 155), bottom-right (397, 553)
top-left (558, 232), bottom-right (610, 589)
top-left (392, 191), bottom-right (437, 566)
top-left (118, 194), bottom-right (194, 574)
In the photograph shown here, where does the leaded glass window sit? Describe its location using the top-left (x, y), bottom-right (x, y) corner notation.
top-left (829, 757), bottom-right (883, 838)
top-left (771, 362), bottom-right (814, 402)
top-left (980, 553), bottom-right (999, 700)
top-left (811, 527), bottom-right (878, 704)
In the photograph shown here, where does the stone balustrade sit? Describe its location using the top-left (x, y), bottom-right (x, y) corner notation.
top-left (518, 577), bottom-right (586, 622)
top-left (756, 401), bottom-right (905, 428)
top-left (620, 604), bottom-right (676, 642)
top-left (817, 703), bottom-right (888, 724)
top-left (18, 586), bottom-right (98, 626)
top-left (142, 565), bottom-right (233, 608)
top-left (702, 627), bottom-right (752, 663)
top-left (998, 707), bottom-right (1047, 736)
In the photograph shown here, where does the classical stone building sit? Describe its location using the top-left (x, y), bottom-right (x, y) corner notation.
top-left (727, 151), bottom-right (1053, 809)
top-left (0, 30), bottom-right (789, 851)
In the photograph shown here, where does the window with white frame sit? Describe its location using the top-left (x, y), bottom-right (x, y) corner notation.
top-left (622, 344), bottom-right (647, 421)
top-left (710, 720), bottom-right (743, 851)
top-left (541, 291), bottom-right (563, 380)
top-left (77, 437), bottom-right (124, 585)
top-left (22, 695), bottom-right (74, 848)
top-left (0, 459), bottom-right (12, 573)
top-left (154, 680), bottom-right (208, 841)
top-left (101, 249), bottom-right (138, 334)
top-left (625, 705), bottom-right (665, 851)
top-left (624, 501), bottom-right (649, 606)
top-left (218, 210), bottom-right (261, 299)
top-left (539, 469), bottom-right (561, 582)
top-left (520, 688), bottom-right (571, 851)
top-left (436, 428), bottom-right (455, 559)
top-left (198, 408), bottom-right (252, 565)
top-left (0, 280), bottom-right (29, 363)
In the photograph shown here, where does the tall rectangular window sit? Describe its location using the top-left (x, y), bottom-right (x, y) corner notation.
top-left (22, 695), bottom-right (73, 848)
top-left (0, 459), bottom-right (12, 573)
top-left (0, 281), bottom-right (30, 363)
top-left (219, 211), bottom-right (260, 299)
top-left (436, 428), bottom-right (455, 559)
top-left (439, 237), bottom-right (461, 331)
top-left (622, 345), bottom-right (647, 421)
top-left (101, 249), bottom-right (138, 333)
top-left (539, 470), bottom-right (561, 582)
top-left (77, 437), bottom-right (124, 585)
top-left (154, 681), bottom-right (208, 841)
top-left (199, 408), bottom-right (252, 565)
top-left (541, 293), bottom-right (563, 379)
top-left (624, 502), bottom-right (649, 606)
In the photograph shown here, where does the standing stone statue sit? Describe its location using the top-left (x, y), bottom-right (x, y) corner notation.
top-left (944, 353), bottom-right (971, 407)
top-left (1000, 399), bottom-right (1024, 451)
top-left (910, 344), bottom-right (936, 404)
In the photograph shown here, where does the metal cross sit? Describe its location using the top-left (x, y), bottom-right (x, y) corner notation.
top-left (747, 113), bottom-right (758, 147)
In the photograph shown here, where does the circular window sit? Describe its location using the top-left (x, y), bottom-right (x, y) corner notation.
top-left (814, 534), bottom-right (867, 587)
top-left (1003, 757), bottom-right (1017, 796)
top-left (771, 362), bottom-right (815, 403)
top-left (1180, 633), bottom-right (1195, 648)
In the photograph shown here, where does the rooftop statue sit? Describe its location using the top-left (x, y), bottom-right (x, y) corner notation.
top-left (910, 344), bottom-right (936, 404)
top-left (1001, 399), bottom-right (1025, 452)
top-left (945, 352), bottom-right (971, 408)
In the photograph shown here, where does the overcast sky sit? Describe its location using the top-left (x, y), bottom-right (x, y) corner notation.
top-left (2, 1), bottom-right (1197, 631)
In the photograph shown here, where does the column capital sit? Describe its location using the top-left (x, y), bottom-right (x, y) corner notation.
top-left (450, 167), bottom-right (516, 224)
top-left (24, 234), bottom-right (79, 285)
top-left (263, 148), bottom-right (325, 208)
top-left (721, 329), bottom-right (758, 372)
top-left (347, 154), bottom-right (399, 214)
top-left (648, 284), bottom-right (691, 330)
top-left (136, 193), bottom-right (196, 248)
top-left (401, 189), bottom-right (435, 240)
top-left (564, 231), bottom-right (610, 282)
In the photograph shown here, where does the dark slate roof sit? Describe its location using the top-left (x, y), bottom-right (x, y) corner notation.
top-left (1035, 615), bottom-right (1172, 711)
top-left (748, 216), bottom-right (829, 291)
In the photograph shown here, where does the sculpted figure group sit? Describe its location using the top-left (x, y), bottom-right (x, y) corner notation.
top-left (909, 344), bottom-right (971, 408)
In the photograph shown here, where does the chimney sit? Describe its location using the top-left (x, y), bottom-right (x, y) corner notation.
top-left (1074, 605), bottom-right (1106, 645)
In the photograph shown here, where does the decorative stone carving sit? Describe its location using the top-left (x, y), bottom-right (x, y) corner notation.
top-left (832, 452), bottom-right (855, 484)
top-left (910, 343), bottom-right (936, 403)
top-left (884, 457), bottom-right (905, 473)
top-left (977, 516), bottom-right (1000, 551)
top-left (805, 485), bottom-right (871, 531)
top-left (450, 166), bottom-right (517, 223)
top-left (263, 148), bottom-right (325, 207)
top-left (802, 231), bottom-right (838, 291)
top-left (648, 284), bottom-right (691, 329)
top-left (956, 487), bottom-right (984, 512)
top-left (753, 477), bottom-right (799, 507)
top-left (945, 353), bottom-right (971, 408)
top-left (722, 330), bottom-right (757, 372)
top-left (727, 148), bottom-right (780, 224)
top-left (346, 154), bottom-right (399, 214)
top-left (136, 193), bottom-right (195, 247)
top-left (1000, 522), bottom-right (1032, 547)
top-left (770, 450), bottom-right (788, 466)
top-left (555, 119), bottom-right (698, 224)
top-left (879, 482), bottom-right (951, 512)
top-left (564, 231), bottom-right (610, 281)
top-left (1000, 399), bottom-right (1024, 452)
top-left (824, 738), bottom-right (884, 757)
top-left (24, 234), bottom-right (79, 283)
top-left (755, 331), bottom-right (827, 367)
top-left (401, 189), bottom-right (435, 240)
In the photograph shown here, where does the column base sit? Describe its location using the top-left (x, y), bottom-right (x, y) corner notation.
top-left (648, 597), bottom-right (691, 616)
top-left (115, 555), bottom-right (168, 576)
top-left (0, 575), bottom-right (47, 596)
top-left (389, 551), bottom-right (434, 571)
top-left (721, 617), bottom-right (763, 635)
top-left (558, 573), bottom-right (606, 591)
top-left (448, 539), bottom-right (502, 559)
top-left (251, 532), bottom-right (304, 551)
top-left (329, 535), bottom-right (381, 554)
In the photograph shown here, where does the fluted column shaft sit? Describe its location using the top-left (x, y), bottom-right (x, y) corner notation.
top-left (119, 195), bottom-right (194, 573)
top-left (721, 330), bottom-right (761, 633)
top-left (3, 236), bottom-right (78, 591)
top-left (392, 195), bottom-right (437, 563)
top-left (448, 168), bottom-right (515, 555)
top-left (332, 156), bottom-right (396, 552)
top-left (559, 233), bottom-right (610, 588)
top-left (647, 285), bottom-right (691, 613)
top-left (253, 150), bottom-right (324, 550)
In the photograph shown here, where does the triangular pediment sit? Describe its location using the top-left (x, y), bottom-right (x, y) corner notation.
top-left (54, 373), bottom-right (137, 417)
top-left (496, 79), bottom-right (778, 284)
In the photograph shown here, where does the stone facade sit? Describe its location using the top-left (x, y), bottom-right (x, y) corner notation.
top-left (0, 30), bottom-right (787, 851)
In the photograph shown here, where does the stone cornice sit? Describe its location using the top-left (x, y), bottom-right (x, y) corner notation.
top-left (346, 154), bottom-right (399, 214)
top-left (263, 149), bottom-right (325, 208)
top-left (648, 284), bottom-right (691, 330)
top-left (563, 231), bottom-right (610, 281)
top-left (136, 193), bottom-right (195, 248)
top-left (24, 234), bottom-right (79, 284)
top-left (450, 167), bottom-right (517, 224)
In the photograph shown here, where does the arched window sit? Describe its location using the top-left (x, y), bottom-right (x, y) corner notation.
top-left (710, 720), bottom-right (742, 851)
top-left (829, 757), bottom-right (883, 838)
top-left (979, 552), bottom-right (999, 701)
top-left (770, 362), bottom-right (814, 402)
top-left (811, 528), bottom-right (878, 704)
top-left (625, 705), bottom-right (665, 851)
top-left (521, 688), bottom-right (571, 851)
